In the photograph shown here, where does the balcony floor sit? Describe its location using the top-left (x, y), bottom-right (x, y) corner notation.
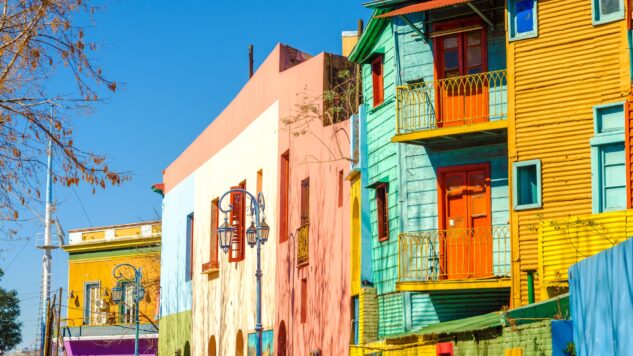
top-left (397, 276), bottom-right (511, 292)
top-left (392, 120), bottom-right (507, 149)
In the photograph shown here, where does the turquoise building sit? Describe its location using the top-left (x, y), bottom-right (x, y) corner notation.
top-left (349, 0), bottom-right (511, 342)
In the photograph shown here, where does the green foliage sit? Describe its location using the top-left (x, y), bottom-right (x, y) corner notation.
top-left (565, 341), bottom-right (577, 356)
top-left (0, 268), bottom-right (22, 352)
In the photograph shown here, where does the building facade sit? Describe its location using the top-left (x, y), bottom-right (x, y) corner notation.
top-left (62, 221), bottom-right (161, 356)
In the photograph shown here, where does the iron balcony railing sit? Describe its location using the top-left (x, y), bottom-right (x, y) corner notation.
top-left (297, 224), bottom-right (309, 267)
top-left (398, 225), bottom-right (510, 282)
top-left (396, 70), bottom-right (508, 134)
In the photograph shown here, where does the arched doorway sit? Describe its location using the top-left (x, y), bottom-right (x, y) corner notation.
top-left (277, 321), bottom-right (287, 356)
top-left (208, 335), bottom-right (217, 356)
top-left (236, 329), bottom-right (244, 356)
top-left (183, 341), bottom-right (191, 356)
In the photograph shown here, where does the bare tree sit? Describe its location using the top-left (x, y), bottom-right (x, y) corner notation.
top-left (282, 65), bottom-right (358, 165)
top-left (0, 0), bottom-right (127, 227)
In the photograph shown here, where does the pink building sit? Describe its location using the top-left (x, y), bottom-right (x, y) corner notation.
top-left (275, 54), bottom-right (351, 355)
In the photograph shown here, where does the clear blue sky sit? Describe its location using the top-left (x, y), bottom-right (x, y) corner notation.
top-left (2, 1), bottom-right (370, 350)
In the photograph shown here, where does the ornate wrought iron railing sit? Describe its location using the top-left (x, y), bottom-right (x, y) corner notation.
top-left (297, 224), bottom-right (309, 267)
top-left (396, 70), bottom-right (508, 134)
top-left (398, 225), bottom-right (510, 282)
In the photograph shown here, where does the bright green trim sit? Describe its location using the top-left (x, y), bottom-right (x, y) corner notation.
top-left (592, 0), bottom-right (625, 25)
top-left (69, 246), bottom-right (160, 261)
top-left (348, 9), bottom-right (390, 63)
top-left (63, 236), bottom-right (161, 254)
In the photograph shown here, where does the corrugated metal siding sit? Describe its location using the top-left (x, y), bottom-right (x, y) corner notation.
top-left (410, 290), bottom-right (510, 330)
top-left (510, 0), bottom-right (629, 306)
top-left (539, 209), bottom-right (633, 299)
top-left (628, 95), bottom-right (633, 208)
top-left (378, 293), bottom-right (406, 337)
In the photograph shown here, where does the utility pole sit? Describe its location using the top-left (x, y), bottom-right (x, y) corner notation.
top-left (43, 293), bottom-right (56, 356)
top-left (55, 288), bottom-right (62, 356)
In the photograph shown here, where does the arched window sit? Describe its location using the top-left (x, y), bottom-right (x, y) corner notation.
top-left (208, 335), bottom-right (217, 356)
top-left (236, 329), bottom-right (244, 356)
top-left (277, 321), bottom-right (287, 356)
top-left (183, 341), bottom-right (191, 356)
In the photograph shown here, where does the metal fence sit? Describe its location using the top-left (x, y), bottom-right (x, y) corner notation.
top-left (398, 225), bottom-right (510, 282)
top-left (396, 70), bottom-right (508, 134)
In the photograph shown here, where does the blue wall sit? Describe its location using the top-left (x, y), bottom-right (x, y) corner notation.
top-left (159, 174), bottom-right (195, 318)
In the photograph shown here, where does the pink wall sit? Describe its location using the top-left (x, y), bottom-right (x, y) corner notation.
top-left (275, 54), bottom-right (351, 355)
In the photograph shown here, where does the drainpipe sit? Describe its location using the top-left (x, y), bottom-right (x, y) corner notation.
top-left (527, 270), bottom-right (535, 304)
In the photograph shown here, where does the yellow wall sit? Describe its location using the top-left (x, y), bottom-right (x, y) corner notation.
top-left (507, 0), bottom-right (630, 306)
top-left (66, 250), bottom-right (160, 326)
top-left (351, 176), bottom-right (362, 297)
top-left (538, 209), bottom-right (633, 299)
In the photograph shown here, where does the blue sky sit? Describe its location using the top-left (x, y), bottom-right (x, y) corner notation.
top-left (2, 1), bottom-right (370, 350)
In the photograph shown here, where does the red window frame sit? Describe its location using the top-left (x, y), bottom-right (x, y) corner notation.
top-left (432, 18), bottom-right (488, 80)
top-left (375, 183), bottom-right (389, 242)
top-left (371, 55), bottom-right (384, 107)
top-left (229, 182), bottom-right (246, 263)
top-left (187, 213), bottom-right (194, 280)
top-left (300, 278), bottom-right (308, 323)
top-left (280, 151), bottom-right (290, 243)
top-left (338, 170), bottom-right (344, 208)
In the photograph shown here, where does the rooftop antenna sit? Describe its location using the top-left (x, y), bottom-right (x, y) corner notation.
top-left (249, 44), bottom-right (254, 79)
top-left (35, 103), bottom-right (60, 355)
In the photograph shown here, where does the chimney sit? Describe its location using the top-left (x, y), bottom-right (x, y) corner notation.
top-left (341, 19), bottom-right (363, 57)
top-left (249, 44), bottom-right (254, 78)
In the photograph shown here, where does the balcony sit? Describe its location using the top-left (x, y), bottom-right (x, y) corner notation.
top-left (201, 260), bottom-right (219, 275)
top-left (539, 209), bottom-right (633, 299)
top-left (297, 224), bottom-right (309, 268)
top-left (397, 226), bottom-right (511, 291)
top-left (393, 70), bottom-right (508, 147)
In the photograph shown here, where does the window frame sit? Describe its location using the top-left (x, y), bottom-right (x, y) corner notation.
top-left (592, 0), bottom-right (625, 25)
top-left (375, 183), bottom-right (389, 242)
top-left (229, 182), bottom-right (246, 263)
top-left (433, 18), bottom-right (488, 80)
top-left (83, 281), bottom-right (100, 325)
top-left (210, 198), bottom-right (219, 266)
top-left (512, 159), bottom-right (542, 211)
top-left (591, 102), bottom-right (626, 213)
top-left (507, 0), bottom-right (539, 41)
top-left (279, 151), bottom-right (290, 243)
top-left (371, 55), bottom-right (384, 107)
top-left (300, 178), bottom-right (310, 227)
top-left (185, 212), bottom-right (194, 281)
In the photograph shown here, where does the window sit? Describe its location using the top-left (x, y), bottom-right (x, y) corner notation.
top-left (301, 278), bottom-right (308, 323)
top-left (434, 20), bottom-right (486, 78)
top-left (351, 296), bottom-right (359, 344)
top-left (84, 282), bottom-right (100, 325)
top-left (229, 182), bottom-right (246, 262)
top-left (338, 170), bottom-right (344, 208)
top-left (210, 198), bottom-right (219, 265)
top-left (591, 102), bottom-right (626, 213)
top-left (375, 183), bottom-right (389, 242)
top-left (371, 55), bottom-right (384, 107)
top-left (508, 0), bottom-right (538, 40)
top-left (257, 169), bottom-right (263, 195)
top-left (119, 281), bottom-right (137, 323)
top-left (301, 178), bottom-right (310, 226)
top-left (513, 160), bottom-right (542, 210)
top-left (186, 212), bottom-right (194, 281)
top-left (592, 0), bottom-right (624, 25)
top-left (280, 151), bottom-right (290, 243)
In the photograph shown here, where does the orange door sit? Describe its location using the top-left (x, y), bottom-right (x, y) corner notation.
top-left (439, 164), bottom-right (491, 279)
top-left (435, 25), bottom-right (488, 127)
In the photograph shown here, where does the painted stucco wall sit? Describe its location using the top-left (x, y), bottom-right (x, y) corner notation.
top-left (66, 248), bottom-right (160, 327)
top-left (508, 0), bottom-right (630, 306)
top-left (158, 174), bottom-right (194, 355)
top-left (275, 52), bottom-right (352, 356)
top-left (190, 100), bottom-right (279, 356)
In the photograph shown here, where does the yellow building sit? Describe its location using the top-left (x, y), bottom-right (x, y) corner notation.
top-left (62, 221), bottom-right (161, 355)
top-left (507, 0), bottom-right (631, 306)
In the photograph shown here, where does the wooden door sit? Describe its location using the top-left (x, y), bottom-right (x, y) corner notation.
top-left (435, 21), bottom-right (488, 127)
top-left (438, 164), bottom-right (491, 279)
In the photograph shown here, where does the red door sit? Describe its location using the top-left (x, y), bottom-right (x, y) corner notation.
top-left (438, 164), bottom-right (492, 279)
top-left (434, 20), bottom-right (488, 127)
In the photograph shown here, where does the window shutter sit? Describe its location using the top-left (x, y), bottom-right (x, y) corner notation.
top-left (229, 186), bottom-right (245, 262)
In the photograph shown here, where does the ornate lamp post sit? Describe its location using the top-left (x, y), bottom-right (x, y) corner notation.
top-left (217, 188), bottom-right (269, 356)
top-left (112, 263), bottom-right (145, 356)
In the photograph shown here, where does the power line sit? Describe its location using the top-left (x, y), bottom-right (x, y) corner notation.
top-left (72, 187), bottom-right (93, 226)
top-left (3, 239), bottom-right (30, 272)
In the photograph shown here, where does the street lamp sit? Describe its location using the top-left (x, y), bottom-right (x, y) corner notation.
top-left (217, 188), bottom-right (268, 356)
top-left (112, 263), bottom-right (144, 356)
